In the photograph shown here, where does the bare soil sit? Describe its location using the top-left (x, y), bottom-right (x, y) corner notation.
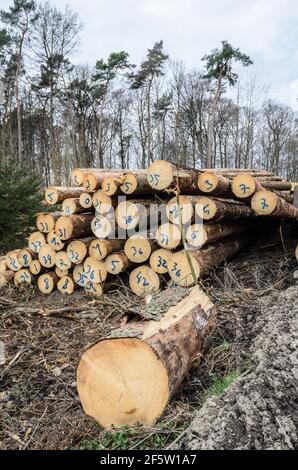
top-left (0, 243), bottom-right (297, 450)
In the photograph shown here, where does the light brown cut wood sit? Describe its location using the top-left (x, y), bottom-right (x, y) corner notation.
top-left (92, 190), bottom-right (116, 214)
top-left (197, 172), bottom-right (230, 195)
top-left (55, 251), bottom-right (73, 271)
top-left (77, 285), bottom-right (216, 428)
top-left (83, 256), bottom-right (108, 284)
top-left (91, 215), bottom-right (116, 239)
top-left (36, 212), bottom-right (61, 233)
top-left (102, 175), bottom-right (125, 195)
top-left (83, 170), bottom-right (124, 191)
top-left (71, 168), bottom-right (115, 186)
top-left (156, 222), bottom-right (181, 249)
top-left (0, 270), bottom-right (14, 287)
top-left (29, 259), bottom-right (43, 276)
top-left (115, 199), bottom-right (156, 230)
top-left (105, 252), bottom-right (134, 274)
top-left (186, 222), bottom-right (245, 249)
top-left (129, 266), bottom-right (160, 297)
top-left (251, 190), bottom-right (298, 220)
top-left (14, 268), bottom-right (33, 286)
top-left (195, 196), bottom-right (254, 222)
top-left (57, 275), bottom-right (77, 295)
top-left (167, 234), bottom-right (250, 287)
top-left (38, 272), bottom-right (58, 294)
top-left (55, 267), bottom-right (69, 278)
top-left (47, 231), bottom-right (65, 251)
top-left (166, 195), bottom-right (194, 225)
top-left (6, 250), bottom-right (22, 271)
top-left (295, 244), bottom-right (298, 261)
top-left (17, 248), bottom-right (34, 267)
top-left (73, 263), bottom-right (88, 287)
top-left (28, 232), bottom-right (46, 253)
top-left (38, 244), bottom-right (56, 268)
top-left (45, 186), bottom-right (85, 205)
top-left (120, 171), bottom-right (153, 195)
top-left (149, 248), bottom-right (171, 274)
top-left (62, 198), bottom-right (88, 215)
top-left (85, 281), bottom-right (104, 297)
top-left (124, 235), bottom-right (159, 263)
top-left (147, 160), bottom-right (201, 193)
top-left (0, 256), bottom-right (7, 272)
top-left (232, 173), bottom-right (263, 199)
top-left (79, 192), bottom-right (94, 209)
top-left (55, 214), bottom-right (93, 240)
top-left (66, 238), bottom-right (94, 265)
top-left (89, 239), bottom-right (125, 260)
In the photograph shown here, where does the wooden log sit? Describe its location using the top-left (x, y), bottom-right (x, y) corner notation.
top-left (89, 239), bottom-right (125, 260)
top-left (28, 232), bottom-right (46, 253)
top-left (147, 160), bottom-right (201, 193)
top-left (14, 269), bottom-right (34, 286)
top-left (91, 215), bottom-right (116, 239)
top-left (36, 212), bottom-right (61, 233)
top-left (231, 173), bottom-right (265, 199)
top-left (0, 256), bottom-right (7, 272)
top-left (0, 270), bottom-right (14, 287)
top-left (92, 190), bottom-right (117, 214)
top-left (102, 175), bottom-right (125, 196)
top-left (6, 250), bottom-right (22, 271)
top-left (167, 234), bottom-right (250, 287)
top-left (71, 168), bottom-right (113, 186)
top-left (47, 231), bottom-right (65, 251)
top-left (124, 235), bottom-right (159, 263)
top-left (120, 171), bottom-right (154, 196)
top-left (73, 263), bottom-right (89, 287)
top-left (186, 222), bottom-right (246, 249)
top-left (156, 222), bottom-right (181, 249)
top-left (55, 214), bottom-right (93, 240)
top-left (77, 285), bottom-right (216, 428)
top-left (55, 267), bottom-right (69, 278)
top-left (57, 275), bottom-right (77, 295)
top-left (83, 256), bottom-right (108, 284)
top-left (83, 170), bottom-right (124, 191)
top-left (38, 272), bottom-right (58, 294)
top-left (55, 251), bottom-right (73, 271)
top-left (105, 252), bottom-right (135, 275)
top-left (85, 281), bottom-right (104, 297)
top-left (149, 248), bottom-right (171, 274)
top-left (66, 238), bottom-right (94, 265)
top-left (45, 186), bottom-right (85, 205)
top-left (115, 199), bottom-right (156, 231)
top-left (197, 171), bottom-right (230, 195)
top-left (251, 190), bottom-right (298, 220)
top-left (129, 265), bottom-right (160, 297)
top-left (17, 248), bottom-right (35, 268)
top-left (38, 244), bottom-right (56, 268)
top-left (195, 196), bottom-right (255, 222)
top-left (29, 259), bottom-right (44, 276)
top-left (295, 244), bottom-right (298, 261)
top-left (166, 195), bottom-right (195, 225)
top-left (62, 198), bottom-right (88, 215)
top-left (79, 192), bottom-right (94, 209)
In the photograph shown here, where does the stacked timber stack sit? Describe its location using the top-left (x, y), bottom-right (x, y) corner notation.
top-left (0, 162), bottom-right (297, 297)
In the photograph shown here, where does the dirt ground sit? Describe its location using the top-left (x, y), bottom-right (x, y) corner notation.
top-left (0, 243), bottom-right (297, 450)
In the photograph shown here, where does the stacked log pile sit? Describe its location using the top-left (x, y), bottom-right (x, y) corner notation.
top-left (0, 162), bottom-right (297, 296)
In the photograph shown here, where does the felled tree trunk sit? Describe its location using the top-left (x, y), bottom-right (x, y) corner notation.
top-left (45, 187), bottom-right (86, 205)
top-left (77, 285), bottom-right (217, 428)
top-left (195, 196), bottom-right (255, 222)
top-left (251, 190), bottom-right (298, 221)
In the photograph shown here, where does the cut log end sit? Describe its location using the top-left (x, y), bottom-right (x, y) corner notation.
top-left (38, 244), bottom-right (56, 268)
top-left (167, 251), bottom-right (200, 287)
top-left (232, 174), bottom-right (256, 198)
top-left (102, 176), bottom-right (124, 195)
top-left (57, 276), bottom-right (76, 295)
top-left (156, 222), bottom-right (181, 249)
top-left (45, 187), bottom-right (59, 205)
top-left (14, 269), bottom-right (33, 286)
top-left (36, 213), bottom-right (57, 233)
top-left (28, 232), bottom-right (46, 254)
top-left (7, 250), bottom-right (22, 271)
top-left (85, 281), bottom-right (104, 297)
top-left (186, 224), bottom-right (207, 248)
top-left (83, 172), bottom-right (100, 191)
top-left (17, 249), bottom-right (33, 267)
top-left (30, 259), bottom-right (42, 275)
top-left (149, 248), bottom-right (170, 274)
top-left (195, 197), bottom-right (217, 220)
top-left (91, 216), bottom-right (114, 239)
top-left (251, 190), bottom-right (277, 215)
top-left (38, 272), bottom-right (58, 294)
top-left (166, 196), bottom-right (193, 225)
top-left (105, 252), bottom-right (132, 274)
top-left (77, 338), bottom-right (169, 428)
top-left (66, 240), bottom-right (88, 264)
top-left (73, 264), bottom-right (88, 287)
top-left (147, 160), bottom-right (173, 190)
top-left (92, 190), bottom-right (113, 214)
top-left (55, 251), bottom-right (72, 271)
top-left (197, 172), bottom-right (219, 193)
top-left (47, 231), bottom-right (65, 251)
top-left (115, 201), bottom-right (139, 230)
top-left (83, 256), bottom-right (107, 284)
top-left (124, 236), bottom-right (153, 263)
top-left (129, 266), bottom-right (160, 297)
top-left (120, 174), bottom-right (138, 194)
top-left (79, 192), bottom-right (93, 209)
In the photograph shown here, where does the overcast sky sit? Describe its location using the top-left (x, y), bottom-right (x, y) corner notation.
top-left (2, 0), bottom-right (298, 109)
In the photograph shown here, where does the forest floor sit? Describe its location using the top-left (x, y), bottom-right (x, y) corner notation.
top-left (0, 243), bottom-right (297, 450)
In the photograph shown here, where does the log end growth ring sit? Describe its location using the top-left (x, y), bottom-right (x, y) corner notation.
top-left (232, 173), bottom-right (256, 198)
top-left (147, 160), bottom-right (173, 190)
top-left (77, 338), bottom-right (169, 428)
top-left (251, 190), bottom-right (277, 215)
